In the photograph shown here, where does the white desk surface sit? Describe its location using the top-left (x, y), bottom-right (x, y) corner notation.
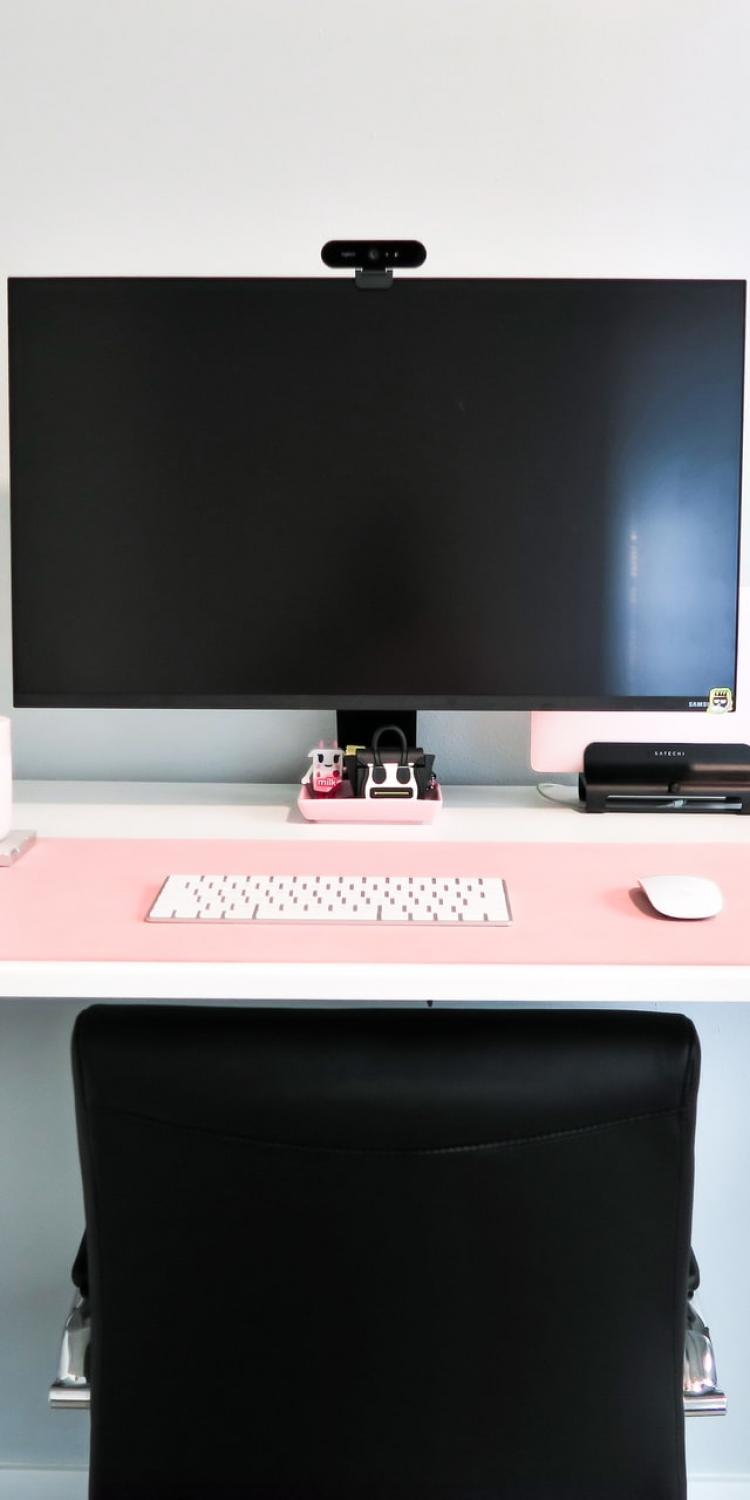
top-left (5, 780), bottom-right (750, 1004)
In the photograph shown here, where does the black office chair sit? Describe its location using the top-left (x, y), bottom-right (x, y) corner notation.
top-left (63, 1004), bottom-right (711, 1499)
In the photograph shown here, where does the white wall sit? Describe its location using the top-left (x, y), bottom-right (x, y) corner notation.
top-left (1, 0), bottom-right (748, 780)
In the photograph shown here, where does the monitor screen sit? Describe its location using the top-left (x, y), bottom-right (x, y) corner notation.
top-left (8, 276), bottom-right (745, 710)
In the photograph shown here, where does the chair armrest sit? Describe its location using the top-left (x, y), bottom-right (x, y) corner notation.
top-left (49, 1291), bottom-right (91, 1410)
top-left (683, 1300), bottom-right (727, 1416)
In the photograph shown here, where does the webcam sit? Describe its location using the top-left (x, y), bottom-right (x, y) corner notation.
top-left (321, 241), bottom-right (426, 271)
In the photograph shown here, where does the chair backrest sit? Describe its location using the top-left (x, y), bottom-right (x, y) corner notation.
top-left (73, 1004), bottom-right (699, 1500)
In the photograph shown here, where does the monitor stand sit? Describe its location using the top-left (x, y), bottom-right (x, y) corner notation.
top-left (336, 709), bottom-right (417, 752)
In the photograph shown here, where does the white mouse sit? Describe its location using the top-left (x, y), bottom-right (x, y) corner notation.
top-left (638, 875), bottom-right (723, 921)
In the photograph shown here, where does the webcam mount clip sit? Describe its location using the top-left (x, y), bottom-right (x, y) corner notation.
top-left (354, 265), bottom-right (393, 291)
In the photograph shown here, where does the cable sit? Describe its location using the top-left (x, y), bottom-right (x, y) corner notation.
top-left (535, 781), bottom-right (581, 808)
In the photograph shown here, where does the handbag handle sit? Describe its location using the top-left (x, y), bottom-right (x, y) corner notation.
top-left (371, 724), bottom-right (409, 769)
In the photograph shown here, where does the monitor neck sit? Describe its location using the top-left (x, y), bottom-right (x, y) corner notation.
top-left (336, 710), bottom-right (418, 754)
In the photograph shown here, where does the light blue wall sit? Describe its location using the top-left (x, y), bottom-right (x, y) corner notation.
top-left (0, 1002), bottom-right (88, 1469)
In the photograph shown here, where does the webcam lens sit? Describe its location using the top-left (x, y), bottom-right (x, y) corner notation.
top-left (367, 246), bottom-right (381, 263)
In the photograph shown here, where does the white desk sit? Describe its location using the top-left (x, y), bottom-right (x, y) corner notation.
top-left (4, 780), bottom-right (748, 1004)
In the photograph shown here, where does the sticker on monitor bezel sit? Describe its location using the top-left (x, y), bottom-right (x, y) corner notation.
top-left (707, 687), bottom-right (733, 713)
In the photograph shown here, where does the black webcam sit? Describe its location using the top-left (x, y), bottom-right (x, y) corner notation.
top-left (321, 241), bottom-right (426, 270)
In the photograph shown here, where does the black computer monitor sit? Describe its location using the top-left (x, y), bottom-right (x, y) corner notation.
top-left (8, 276), bottom-right (745, 726)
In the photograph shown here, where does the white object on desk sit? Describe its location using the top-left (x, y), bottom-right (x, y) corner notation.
top-left (0, 719), bottom-right (11, 839)
top-left (148, 872), bottom-right (512, 926)
top-left (639, 875), bottom-right (724, 921)
top-left (0, 830), bottom-right (37, 866)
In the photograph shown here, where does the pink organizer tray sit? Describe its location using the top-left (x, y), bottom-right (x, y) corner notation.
top-left (297, 784), bottom-right (442, 823)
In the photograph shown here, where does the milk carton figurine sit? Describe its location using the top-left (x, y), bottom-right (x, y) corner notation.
top-left (303, 741), bottom-right (344, 797)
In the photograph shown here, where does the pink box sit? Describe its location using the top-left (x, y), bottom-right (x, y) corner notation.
top-left (297, 784), bottom-right (442, 824)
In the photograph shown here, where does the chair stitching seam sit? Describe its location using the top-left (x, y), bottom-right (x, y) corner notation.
top-left (87, 1100), bottom-right (690, 1156)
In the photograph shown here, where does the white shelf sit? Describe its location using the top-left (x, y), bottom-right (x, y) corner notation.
top-left (14, 780), bottom-right (750, 843)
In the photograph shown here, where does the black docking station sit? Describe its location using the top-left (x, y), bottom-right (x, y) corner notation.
top-left (579, 742), bottom-right (750, 814)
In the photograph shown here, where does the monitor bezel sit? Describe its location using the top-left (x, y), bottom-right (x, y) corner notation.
top-left (8, 274), bottom-right (746, 714)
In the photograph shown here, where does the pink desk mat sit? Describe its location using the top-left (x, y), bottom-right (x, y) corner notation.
top-left (0, 838), bottom-right (748, 966)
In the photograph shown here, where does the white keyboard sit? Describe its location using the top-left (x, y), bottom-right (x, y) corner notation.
top-left (147, 873), bottom-right (512, 926)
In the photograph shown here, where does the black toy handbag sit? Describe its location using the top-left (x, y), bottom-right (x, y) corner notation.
top-left (345, 724), bottom-right (435, 800)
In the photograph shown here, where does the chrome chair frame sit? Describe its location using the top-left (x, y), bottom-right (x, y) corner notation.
top-left (49, 1291), bottom-right (727, 1416)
